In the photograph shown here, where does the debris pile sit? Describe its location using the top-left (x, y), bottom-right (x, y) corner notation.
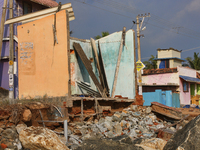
top-left (66, 105), bottom-right (178, 149)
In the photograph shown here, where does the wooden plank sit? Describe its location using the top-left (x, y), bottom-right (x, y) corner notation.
top-left (5, 3), bottom-right (74, 25)
top-left (66, 10), bottom-right (71, 100)
top-left (73, 42), bottom-right (106, 97)
top-left (21, 10), bottom-right (74, 24)
top-left (90, 38), bottom-right (105, 94)
top-left (111, 27), bottom-right (126, 98)
top-left (81, 98), bottom-right (83, 122)
top-left (69, 97), bottom-right (135, 102)
top-left (98, 41), bottom-right (109, 96)
top-left (0, 0), bottom-right (8, 59)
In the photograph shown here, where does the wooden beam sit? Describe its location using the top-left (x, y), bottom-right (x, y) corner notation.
top-left (73, 42), bottom-right (106, 97)
top-left (5, 3), bottom-right (74, 25)
top-left (0, 0), bottom-right (8, 59)
top-left (21, 10), bottom-right (75, 24)
top-left (66, 10), bottom-right (71, 100)
top-left (98, 41), bottom-right (109, 96)
top-left (91, 38), bottom-right (106, 97)
top-left (111, 27), bottom-right (126, 98)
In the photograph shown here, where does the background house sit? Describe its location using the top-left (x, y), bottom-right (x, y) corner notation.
top-left (142, 48), bottom-right (200, 106)
top-left (0, 0), bottom-right (58, 98)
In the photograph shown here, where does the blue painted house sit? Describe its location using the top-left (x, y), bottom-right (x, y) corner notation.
top-left (0, 0), bottom-right (58, 98)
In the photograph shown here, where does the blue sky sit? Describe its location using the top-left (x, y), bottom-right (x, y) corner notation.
top-left (60, 0), bottom-right (200, 62)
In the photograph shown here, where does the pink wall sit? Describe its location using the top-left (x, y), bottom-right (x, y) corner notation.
top-left (179, 78), bottom-right (190, 104)
top-left (178, 66), bottom-right (197, 105)
top-left (142, 72), bottom-right (179, 86)
top-left (178, 66), bottom-right (196, 77)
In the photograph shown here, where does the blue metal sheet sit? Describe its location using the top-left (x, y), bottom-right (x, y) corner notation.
top-left (154, 57), bottom-right (185, 62)
top-left (179, 75), bottom-right (200, 83)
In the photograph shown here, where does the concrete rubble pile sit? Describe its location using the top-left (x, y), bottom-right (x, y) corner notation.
top-left (0, 103), bottom-right (200, 150)
top-left (66, 105), bottom-right (178, 149)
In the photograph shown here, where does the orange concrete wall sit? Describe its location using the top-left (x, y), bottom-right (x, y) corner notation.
top-left (17, 10), bottom-right (69, 99)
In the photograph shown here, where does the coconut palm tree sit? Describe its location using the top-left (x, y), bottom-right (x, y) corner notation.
top-left (143, 55), bottom-right (157, 69)
top-left (94, 32), bottom-right (109, 39)
top-left (185, 52), bottom-right (200, 70)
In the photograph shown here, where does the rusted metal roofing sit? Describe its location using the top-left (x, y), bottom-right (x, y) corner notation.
top-left (30, 0), bottom-right (58, 8)
top-left (143, 67), bottom-right (178, 75)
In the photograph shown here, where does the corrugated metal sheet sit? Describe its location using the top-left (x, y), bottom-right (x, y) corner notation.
top-left (179, 75), bottom-right (200, 83)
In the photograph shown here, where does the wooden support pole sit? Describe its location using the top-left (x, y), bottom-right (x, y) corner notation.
top-left (81, 98), bottom-right (83, 122)
top-left (9, 0), bottom-right (14, 103)
top-left (0, 0), bottom-right (8, 59)
top-left (94, 98), bottom-right (99, 119)
top-left (111, 27), bottom-right (126, 98)
top-left (66, 10), bottom-right (71, 100)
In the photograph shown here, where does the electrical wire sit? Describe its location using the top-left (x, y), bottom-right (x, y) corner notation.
top-left (89, 0), bottom-right (200, 39)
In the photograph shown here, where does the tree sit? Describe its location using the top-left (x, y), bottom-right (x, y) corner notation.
top-left (185, 52), bottom-right (200, 70)
top-left (143, 55), bottom-right (157, 69)
top-left (94, 31), bottom-right (109, 39)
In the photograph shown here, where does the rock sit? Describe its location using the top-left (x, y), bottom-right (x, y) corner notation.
top-left (149, 114), bottom-right (157, 122)
top-left (112, 112), bottom-right (123, 122)
top-left (128, 129), bottom-right (137, 139)
top-left (131, 105), bottom-right (138, 111)
top-left (104, 121), bottom-right (113, 131)
top-left (136, 138), bottom-right (167, 150)
top-left (98, 118), bottom-right (105, 124)
top-left (19, 126), bottom-right (69, 150)
top-left (74, 137), bottom-right (144, 150)
top-left (144, 117), bottom-right (153, 125)
top-left (120, 120), bottom-right (127, 128)
top-left (113, 122), bottom-right (122, 136)
top-left (164, 115), bottom-right (200, 150)
top-left (0, 127), bottom-right (4, 134)
top-left (2, 128), bottom-right (18, 140)
top-left (145, 107), bottom-right (151, 114)
top-left (16, 124), bottom-right (27, 134)
top-left (22, 109), bottom-right (32, 122)
top-left (132, 112), bottom-right (141, 117)
top-left (112, 134), bottom-right (132, 144)
top-left (104, 131), bottom-right (115, 138)
top-left (105, 116), bottom-right (112, 122)
top-left (82, 134), bottom-right (91, 141)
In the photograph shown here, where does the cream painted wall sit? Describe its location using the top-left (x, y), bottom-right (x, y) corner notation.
top-left (157, 49), bottom-right (181, 58)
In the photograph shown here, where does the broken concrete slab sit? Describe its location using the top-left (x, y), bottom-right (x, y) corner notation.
top-left (164, 115), bottom-right (200, 150)
top-left (136, 138), bottom-right (167, 150)
top-left (19, 126), bottom-right (69, 150)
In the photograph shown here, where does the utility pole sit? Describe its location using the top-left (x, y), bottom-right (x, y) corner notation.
top-left (0, 0), bottom-right (8, 59)
top-left (136, 13), bottom-right (150, 95)
top-left (9, 0), bottom-right (14, 103)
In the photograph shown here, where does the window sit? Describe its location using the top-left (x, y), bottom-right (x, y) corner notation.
top-left (165, 59), bottom-right (169, 68)
top-left (159, 59), bottom-right (170, 69)
top-left (183, 81), bottom-right (189, 92)
top-left (23, 2), bottom-right (32, 15)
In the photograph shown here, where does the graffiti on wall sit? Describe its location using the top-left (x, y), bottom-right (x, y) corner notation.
top-left (19, 42), bottom-right (35, 75)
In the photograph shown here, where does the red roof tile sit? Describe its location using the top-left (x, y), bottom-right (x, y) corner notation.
top-left (143, 67), bottom-right (178, 75)
top-left (30, 0), bottom-right (58, 8)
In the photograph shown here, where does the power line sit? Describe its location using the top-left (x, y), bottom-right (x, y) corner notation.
top-left (89, 0), bottom-right (200, 39)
